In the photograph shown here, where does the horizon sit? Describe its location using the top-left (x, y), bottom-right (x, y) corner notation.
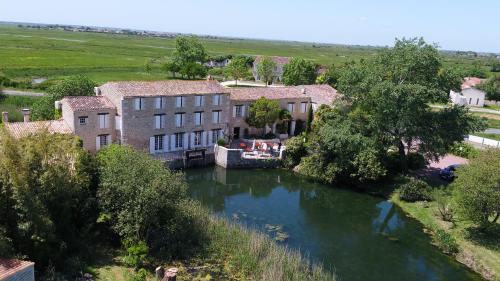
top-left (1, 0), bottom-right (500, 54)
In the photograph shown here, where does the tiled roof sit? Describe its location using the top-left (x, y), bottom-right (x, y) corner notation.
top-left (63, 96), bottom-right (115, 111)
top-left (0, 259), bottom-right (34, 280)
top-left (5, 120), bottom-right (72, 138)
top-left (230, 87), bottom-right (307, 101)
top-left (99, 80), bottom-right (229, 97)
top-left (462, 77), bottom-right (484, 90)
top-left (298, 84), bottom-right (338, 105)
top-left (254, 56), bottom-right (291, 66)
top-left (230, 85), bottom-right (339, 105)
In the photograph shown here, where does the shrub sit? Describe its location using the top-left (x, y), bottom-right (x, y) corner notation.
top-left (432, 189), bottom-right (453, 222)
top-left (434, 229), bottom-right (459, 254)
top-left (123, 240), bottom-right (149, 269)
top-left (448, 142), bottom-right (478, 159)
top-left (398, 177), bottom-right (432, 202)
top-left (130, 268), bottom-right (148, 281)
top-left (217, 138), bottom-right (226, 146)
top-left (283, 136), bottom-right (307, 168)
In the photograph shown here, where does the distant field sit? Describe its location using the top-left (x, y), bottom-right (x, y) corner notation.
top-left (0, 25), bottom-right (494, 84)
top-left (0, 95), bottom-right (40, 123)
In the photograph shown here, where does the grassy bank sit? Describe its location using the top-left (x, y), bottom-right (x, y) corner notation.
top-left (391, 195), bottom-right (500, 280)
top-left (87, 217), bottom-right (335, 281)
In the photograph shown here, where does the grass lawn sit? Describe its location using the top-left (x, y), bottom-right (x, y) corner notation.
top-left (472, 113), bottom-right (500, 129)
top-left (391, 195), bottom-right (500, 280)
top-left (485, 104), bottom-right (500, 111)
top-left (0, 95), bottom-right (41, 123)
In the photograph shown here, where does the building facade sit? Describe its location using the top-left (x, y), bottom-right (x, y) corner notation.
top-left (449, 77), bottom-right (486, 107)
top-left (4, 80), bottom-right (338, 156)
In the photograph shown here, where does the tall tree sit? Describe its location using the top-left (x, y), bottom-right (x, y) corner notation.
top-left (282, 57), bottom-right (317, 86)
top-left (257, 57), bottom-right (276, 86)
top-left (453, 149), bottom-right (500, 230)
top-left (337, 38), bottom-right (485, 171)
top-left (246, 97), bottom-right (281, 131)
top-left (225, 56), bottom-right (249, 85)
top-left (171, 36), bottom-right (207, 79)
top-left (477, 76), bottom-right (500, 101)
top-left (161, 59), bottom-right (181, 78)
top-left (31, 75), bottom-right (96, 120)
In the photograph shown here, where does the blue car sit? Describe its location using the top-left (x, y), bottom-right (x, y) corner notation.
top-left (439, 164), bottom-right (462, 181)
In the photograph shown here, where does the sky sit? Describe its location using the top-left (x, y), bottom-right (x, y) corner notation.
top-left (1, 0), bottom-right (499, 53)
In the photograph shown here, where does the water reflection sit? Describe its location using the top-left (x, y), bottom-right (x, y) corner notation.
top-left (186, 167), bottom-right (480, 281)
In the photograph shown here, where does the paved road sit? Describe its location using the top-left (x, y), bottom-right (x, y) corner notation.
top-left (484, 128), bottom-right (500, 134)
top-left (2, 89), bottom-right (45, 97)
top-left (430, 104), bottom-right (500, 115)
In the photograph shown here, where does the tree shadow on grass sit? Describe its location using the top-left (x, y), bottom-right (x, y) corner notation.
top-left (463, 225), bottom-right (500, 251)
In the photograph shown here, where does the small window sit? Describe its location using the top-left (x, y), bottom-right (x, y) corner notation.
top-left (194, 112), bottom-right (204, 126)
top-left (235, 105), bottom-right (243, 117)
top-left (99, 134), bottom-right (109, 147)
top-left (175, 133), bottom-right (184, 148)
top-left (212, 129), bottom-right (223, 143)
top-left (154, 135), bottom-right (164, 151)
top-left (195, 95), bottom-right (204, 107)
top-left (135, 98), bottom-right (145, 110)
top-left (175, 113), bottom-right (185, 128)
top-left (287, 103), bottom-right (295, 113)
top-left (175, 96), bottom-right (184, 108)
top-left (79, 116), bottom-right (88, 125)
top-left (154, 114), bottom-right (165, 129)
top-left (212, 110), bottom-right (221, 124)
top-left (301, 102), bottom-right (308, 113)
top-left (212, 94), bottom-right (221, 106)
top-left (98, 113), bottom-right (109, 129)
top-left (155, 97), bottom-right (165, 109)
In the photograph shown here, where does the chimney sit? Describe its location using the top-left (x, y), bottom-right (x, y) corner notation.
top-left (301, 88), bottom-right (306, 95)
top-left (22, 108), bottom-right (30, 122)
top-left (2, 112), bottom-right (8, 123)
top-left (55, 100), bottom-right (62, 110)
top-left (94, 87), bottom-right (101, 96)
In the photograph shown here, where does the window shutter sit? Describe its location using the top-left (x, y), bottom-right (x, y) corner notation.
top-left (163, 135), bottom-right (168, 152)
top-left (232, 106), bottom-right (236, 117)
top-left (190, 133), bottom-right (195, 148)
top-left (200, 96), bottom-right (204, 106)
top-left (175, 114), bottom-right (181, 127)
top-left (199, 112), bottom-right (204, 125)
top-left (96, 136), bottom-right (100, 151)
top-left (183, 133), bottom-right (188, 150)
top-left (202, 131), bottom-right (207, 147)
top-left (155, 116), bottom-right (160, 129)
top-left (208, 131), bottom-right (213, 145)
top-left (155, 97), bottom-right (161, 109)
top-left (175, 97), bottom-right (181, 107)
top-left (149, 137), bottom-right (155, 154)
top-left (135, 98), bottom-right (140, 110)
top-left (170, 135), bottom-right (176, 151)
top-left (108, 134), bottom-right (112, 144)
top-left (212, 112), bottom-right (217, 124)
top-left (241, 105), bottom-right (245, 117)
top-left (161, 115), bottom-right (166, 128)
top-left (212, 95), bottom-right (217, 105)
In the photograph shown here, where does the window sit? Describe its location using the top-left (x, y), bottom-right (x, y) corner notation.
top-left (194, 111), bottom-right (204, 126)
top-left (175, 133), bottom-right (184, 148)
top-left (287, 102), bottom-right (295, 113)
top-left (154, 135), bottom-right (164, 151)
top-left (175, 96), bottom-right (184, 108)
top-left (79, 116), bottom-right (88, 125)
top-left (301, 102), bottom-right (308, 113)
top-left (194, 131), bottom-right (202, 146)
top-left (99, 134), bottom-right (109, 147)
top-left (212, 110), bottom-right (221, 124)
top-left (135, 98), bottom-right (145, 110)
top-left (155, 97), bottom-right (165, 109)
top-left (154, 114), bottom-right (165, 129)
top-left (98, 113), bottom-right (109, 129)
top-left (469, 98), bottom-right (472, 104)
top-left (212, 129), bottom-right (222, 143)
top-left (212, 94), bottom-right (221, 106)
top-left (195, 95), bottom-right (204, 107)
top-left (234, 105), bottom-right (244, 118)
top-left (175, 113), bottom-right (185, 128)
top-left (476, 98), bottom-right (479, 105)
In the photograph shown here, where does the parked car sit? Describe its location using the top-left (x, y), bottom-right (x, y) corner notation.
top-left (439, 164), bottom-right (462, 181)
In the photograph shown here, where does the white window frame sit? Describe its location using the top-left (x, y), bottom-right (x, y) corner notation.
top-left (154, 114), bottom-right (165, 129)
top-left (175, 133), bottom-right (184, 148)
top-left (194, 131), bottom-right (202, 146)
top-left (175, 113), bottom-right (185, 128)
top-left (235, 105), bottom-right (243, 118)
top-left (194, 111), bottom-right (203, 126)
top-left (98, 113), bottom-right (109, 129)
top-left (154, 134), bottom-right (164, 151)
top-left (212, 94), bottom-right (221, 106)
top-left (195, 95), bottom-right (204, 107)
top-left (175, 96), bottom-right (184, 108)
top-left (212, 110), bottom-right (221, 124)
top-left (287, 102), bottom-right (295, 113)
top-left (99, 134), bottom-right (109, 147)
top-left (300, 102), bottom-right (308, 113)
top-left (212, 129), bottom-right (223, 143)
top-left (155, 97), bottom-right (166, 109)
top-left (135, 98), bottom-right (145, 110)
top-left (79, 116), bottom-right (88, 125)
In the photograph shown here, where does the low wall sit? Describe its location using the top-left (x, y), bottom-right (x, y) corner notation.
top-left (467, 135), bottom-right (500, 148)
top-left (165, 153), bottom-right (215, 170)
top-left (214, 145), bottom-right (281, 169)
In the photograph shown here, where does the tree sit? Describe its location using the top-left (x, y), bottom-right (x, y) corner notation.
top-left (161, 59), bottom-right (181, 78)
top-left (453, 149), bottom-right (500, 230)
top-left (305, 104), bottom-right (313, 133)
top-left (256, 57), bottom-right (276, 86)
top-left (0, 130), bottom-right (97, 270)
top-left (282, 57), bottom-right (317, 86)
top-left (171, 36), bottom-right (207, 79)
top-left (144, 59), bottom-right (152, 73)
top-left (96, 145), bottom-right (207, 258)
top-left (477, 77), bottom-right (500, 101)
top-left (491, 61), bottom-right (500, 72)
top-left (316, 64), bottom-right (341, 87)
top-left (225, 56), bottom-right (249, 85)
top-left (31, 75), bottom-right (96, 120)
top-left (337, 38), bottom-right (485, 171)
top-left (246, 97), bottom-right (281, 130)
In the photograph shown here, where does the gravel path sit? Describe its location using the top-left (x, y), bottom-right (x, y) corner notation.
top-left (2, 89), bottom-right (45, 97)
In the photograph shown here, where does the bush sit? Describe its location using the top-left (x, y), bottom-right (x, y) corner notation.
top-left (434, 229), bottom-right (459, 254)
top-left (398, 177), bottom-right (432, 202)
top-left (432, 189), bottom-right (454, 222)
top-left (448, 142), bottom-right (478, 159)
top-left (283, 136), bottom-right (307, 168)
top-left (123, 240), bottom-right (149, 269)
top-left (217, 138), bottom-right (226, 146)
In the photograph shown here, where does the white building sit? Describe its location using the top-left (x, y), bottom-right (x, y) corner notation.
top-left (449, 77), bottom-right (486, 107)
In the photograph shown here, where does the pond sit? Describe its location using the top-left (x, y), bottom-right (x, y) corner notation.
top-left (185, 167), bottom-right (481, 281)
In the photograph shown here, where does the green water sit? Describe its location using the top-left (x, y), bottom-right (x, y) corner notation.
top-left (186, 167), bottom-right (482, 281)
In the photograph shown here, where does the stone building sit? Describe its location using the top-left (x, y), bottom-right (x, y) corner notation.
top-left (252, 56), bottom-right (291, 84)
top-left (449, 77), bottom-right (486, 107)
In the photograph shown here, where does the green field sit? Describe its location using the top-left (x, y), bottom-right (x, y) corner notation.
top-left (0, 25), bottom-right (493, 85)
top-left (0, 95), bottom-right (40, 123)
